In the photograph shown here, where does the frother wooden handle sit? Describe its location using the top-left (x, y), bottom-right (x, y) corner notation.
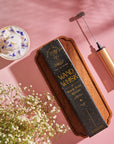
top-left (97, 48), bottom-right (114, 80)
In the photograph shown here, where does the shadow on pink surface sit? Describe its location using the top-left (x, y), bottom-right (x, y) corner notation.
top-left (88, 46), bottom-right (114, 92)
top-left (10, 49), bottom-right (50, 94)
top-left (0, 56), bottom-right (13, 69)
top-left (52, 131), bottom-right (85, 144)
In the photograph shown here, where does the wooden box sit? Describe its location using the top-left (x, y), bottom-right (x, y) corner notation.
top-left (35, 36), bottom-right (112, 137)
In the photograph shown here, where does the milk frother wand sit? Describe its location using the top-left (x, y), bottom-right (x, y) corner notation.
top-left (71, 12), bottom-right (114, 80)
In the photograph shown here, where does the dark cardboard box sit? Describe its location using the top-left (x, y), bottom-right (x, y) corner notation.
top-left (35, 36), bottom-right (112, 137)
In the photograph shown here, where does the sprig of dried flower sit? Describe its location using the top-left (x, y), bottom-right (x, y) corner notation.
top-left (0, 82), bottom-right (70, 144)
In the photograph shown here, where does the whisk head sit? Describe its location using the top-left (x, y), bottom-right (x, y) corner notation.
top-left (69, 11), bottom-right (85, 22)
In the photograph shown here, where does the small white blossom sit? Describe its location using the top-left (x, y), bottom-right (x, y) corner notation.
top-left (18, 138), bottom-right (21, 142)
top-left (24, 86), bottom-right (27, 90)
top-left (50, 104), bottom-right (52, 107)
top-left (0, 81), bottom-right (69, 144)
top-left (53, 120), bottom-right (55, 123)
top-left (39, 94), bottom-right (42, 96)
top-left (29, 85), bottom-right (32, 88)
top-left (44, 102), bottom-right (47, 105)
top-left (47, 95), bottom-right (51, 100)
top-left (53, 115), bottom-right (57, 119)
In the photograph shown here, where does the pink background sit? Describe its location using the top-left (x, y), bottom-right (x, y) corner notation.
top-left (0, 0), bottom-right (114, 143)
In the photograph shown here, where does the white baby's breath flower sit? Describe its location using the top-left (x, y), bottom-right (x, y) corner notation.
top-left (34, 101), bottom-right (38, 104)
top-left (57, 109), bottom-right (60, 112)
top-left (49, 132), bottom-right (53, 137)
top-left (46, 119), bottom-right (49, 122)
top-left (0, 82), bottom-right (69, 144)
top-left (19, 83), bottom-right (22, 86)
top-left (8, 134), bottom-right (13, 138)
top-left (12, 125), bottom-right (16, 131)
top-left (3, 134), bottom-right (6, 138)
top-left (31, 106), bottom-right (35, 110)
top-left (55, 123), bottom-right (59, 127)
top-left (23, 86), bottom-right (27, 90)
top-left (53, 106), bottom-right (56, 110)
top-left (47, 95), bottom-right (51, 100)
top-left (51, 123), bottom-right (53, 126)
top-left (53, 115), bottom-right (57, 119)
top-left (53, 120), bottom-right (55, 123)
top-left (47, 92), bottom-right (50, 95)
top-left (58, 129), bottom-right (63, 133)
top-left (44, 102), bottom-right (47, 105)
top-left (29, 85), bottom-right (32, 88)
top-left (6, 138), bottom-right (9, 142)
top-left (61, 124), bottom-right (65, 128)
top-left (27, 101), bottom-right (31, 105)
top-left (28, 140), bottom-right (35, 144)
top-left (50, 104), bottom-right (52, 107)
top-left (36, 116), bottom-right (41, 122)
top-left (38, 111), bottom-right (41, 117)
top-left (18, 138), bottom-right (21, 142)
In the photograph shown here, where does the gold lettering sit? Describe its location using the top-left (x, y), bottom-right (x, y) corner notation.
top-left (50, 49), bottom-right (58, 56)
top-left (74, 93), bottom-right (83, 99)
top-left (60, 81), bottom-right (67, 87)
top-left (60, 74), bottom-right (78, 87)
top-left (68, 74), bottom-right (78, 83)
top-left (58, 72), bottom-right (68, 80)
top-left (74, 84), bottom-right (81, 89)
top-left (91, 125), bottom-right (105, 134)
top-left (58, 68), bottom-right (75, 80)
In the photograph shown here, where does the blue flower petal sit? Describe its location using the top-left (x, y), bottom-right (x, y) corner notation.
top-left (12, 53), bottom-right (16, 57)
top-left (18, 50), bottom-right (21, 54)
top-left (22, 43), bottom-right (26, 47)
top-left (8, 44), bottom-right (12, 47)
top-left (17, 31), bottom-right (20, 33)
top-left (10, 29), bottom-right (14, 32)
top-left (11, 36), bottom-right (14, 38)
top-left (20, 32), bottom-right (24, 36)
top-left (4, 40), bottom-right (6, 43)
top-left (2, 30), bottom-right (5, 33)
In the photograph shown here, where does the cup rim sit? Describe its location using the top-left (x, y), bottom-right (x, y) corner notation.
top-left (0, 25), bottom-right (30, 61)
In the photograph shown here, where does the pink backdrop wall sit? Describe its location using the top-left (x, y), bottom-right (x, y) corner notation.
top-left (0, 0), bottom-right (114, 144)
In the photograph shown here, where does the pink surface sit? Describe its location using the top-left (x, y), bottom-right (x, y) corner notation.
top-left (0, 0), bottom-right (114, 144)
